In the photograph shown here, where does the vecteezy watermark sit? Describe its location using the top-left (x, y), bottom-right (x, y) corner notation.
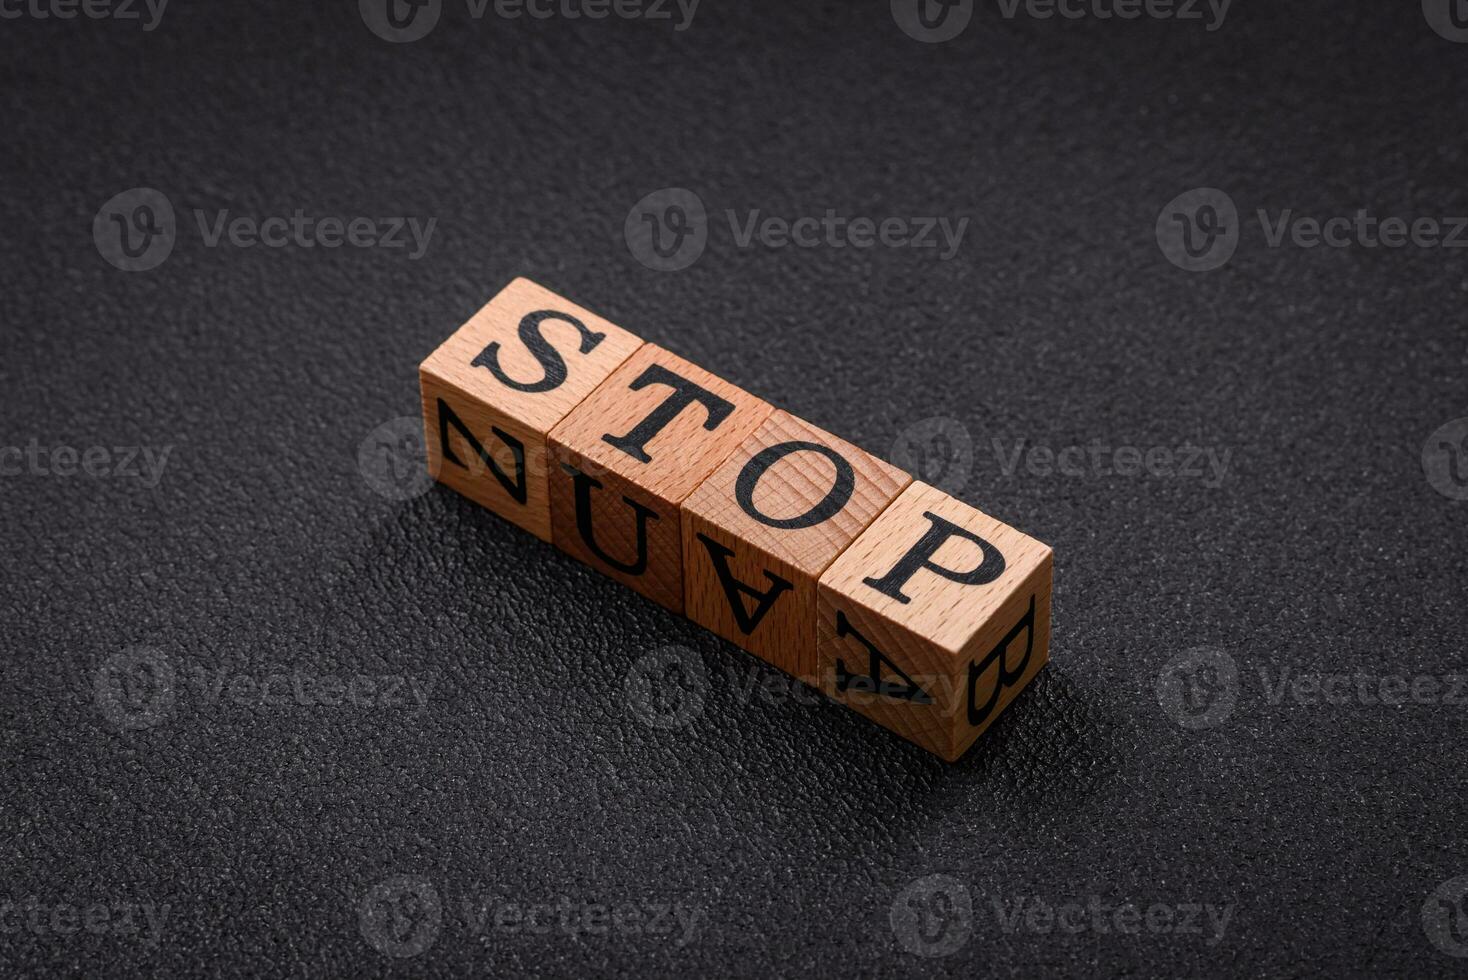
top-left (992, 438), bottom-right (1231, 487)
top-left (1423, 417), bottom-right (1468, 501)
top-left (891, 875), bottom-right (974, 958)
top-left (891, 0), bottom-right (1229, 43)
top-left (0, 441), bottom-right (173, 487)
top-left (1423, 876), bottom-right (1468, 957)
top-left (0, 0), bottom-right (168, 30)
top-left (890, 875), bottom-right (1232, 957)
top-left (359, 0), bottom-right (700, 43)
top-left (93, 188), bottom-right (176, 272)
top-left (1155, 647), bottom-right (1240, 730)
top-left (624, 187), bottom-right (969, 271)
top-left (888, 419), bottom-right (1232, 492)
top-left (1158, 648), bottom-right (1468, 731)
top-left (94, 188), bottom-right (437, 272)
top-left (0, 898), bottom-right (169, 946)
top-left (1158, 187), bottom-right (1468, 272)
top-left (1423, 0), bottom-right (1468, 43)
top-left (359, 416), bottom-right (435, 502)
top-left (357, 875), bottom-right (706, 958)
top-left (94, 647), bottom-right (439, 731)
top-left (889, 416), bottom-right (974, 495)
top-left (359, 875), bottom-right (443, 959)
top-left (623, 646), bottom-right (708, 729)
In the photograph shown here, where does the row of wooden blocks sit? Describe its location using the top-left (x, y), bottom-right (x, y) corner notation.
top-left (418, 279), bottom-right (1053, 761)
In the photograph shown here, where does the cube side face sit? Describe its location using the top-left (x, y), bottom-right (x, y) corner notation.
top-left (679, 409), bottom-right (912, 678)
top-left (419, 278), bottom-right (644, 435)
top-left (420, 371), bottom-right (552, 540)
top-left (815, 560), bottom-right (1051, 761)
top-left (548, 344), bottom-right (772, 614)
top-left (547, 452), bottom-right (685, 612)
top-left (681, 510), bottom-right (813, 677)
top-left (417, 278), bottom-right (643, 540)
top-left (949, 557), bottom-right (1052, 761)
top-left (815, 482), bottom-right (1054, 761)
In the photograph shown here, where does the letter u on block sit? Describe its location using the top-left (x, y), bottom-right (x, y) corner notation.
top-left (546, 344), bottom-right (773, 613)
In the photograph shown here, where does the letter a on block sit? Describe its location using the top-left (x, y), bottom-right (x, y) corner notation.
top-left (547, 344), bottom-right (772, 613)
top-left (816, 482), bottom-right (1053, 762)
top-left (418, 278), bottom-right (644, 540)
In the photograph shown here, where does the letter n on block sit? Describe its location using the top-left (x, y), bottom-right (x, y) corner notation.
top-left (816, 482), bottom-right (1053, 762)
top-left (547, 345), bottom-right (772, 614)
top-left (418, 278), bottom-right (643, 540)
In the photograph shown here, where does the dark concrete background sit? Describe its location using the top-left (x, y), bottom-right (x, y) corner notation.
top-left (2, 0), bottom-right (1466, 975)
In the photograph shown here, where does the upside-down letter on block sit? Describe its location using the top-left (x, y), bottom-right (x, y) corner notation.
top-left (816, 482), bottom-right (1053, 761)
top-left (419, 278), bottom-right (644, 540)
top-left (681, 409), bottom-right (912, 680)
top-left (547, 344), bottom-right (772, 613)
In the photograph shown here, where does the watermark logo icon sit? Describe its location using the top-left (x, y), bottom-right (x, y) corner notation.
top-left (624, 646), bottom-right (707, 729)
top-left (889, 416), bottom-right (974, 494)
top-left (891, 874), bottom-right (973, 957)
top-left (1423, 0), bottom-right (1468, 42)
top-left (359, 875), bottom-right (443, 958)
top-left (1156, 188), bottom-right (1239, 272)
top-left (625, 187), bottom-right (708, 271)
top-left (891, 0), bottom-right (973, 43)
top-left (1156, 647), bottom-right (1238, 729)
top-left (94, 647), bottom-right (175, 730)
top-left (1423, 417), bottom-right (1468, 501)
top-left (360, 0), bottom-right (442, 42)
top-left (359, 416), bottom-right (434, 501)
top-left (94, 188), bottom-right (176, 272)
top-left (1423, 876), bottom-right (1468, 957)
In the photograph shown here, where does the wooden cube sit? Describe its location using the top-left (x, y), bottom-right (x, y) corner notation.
top-left (419, 279), bottom-right (643, 540)
top-left (816, 482), bottom-right (1052, 762)
top-left (547, 345), bottom-right (771, 613)
top-left (681, 410), bottom-right (912, 680)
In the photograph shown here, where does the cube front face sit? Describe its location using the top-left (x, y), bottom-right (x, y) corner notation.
top-left (681, 410), bottom-right (912, 679)
top-left (816, 482), bottom-right (1053, 761)
top-left (418, 278), bottom-right (644, 540)
top-left (547, 344), bottom-right (772, 613)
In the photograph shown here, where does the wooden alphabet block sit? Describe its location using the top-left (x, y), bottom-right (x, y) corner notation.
top-left (419, 278), bottom-right (643, 540)
top-left (547, 344), bottom-right (772, 613)
top-left (816, 482), bottom-right (1052, 761)
top-left (681, 410), bottom-right (912, 680)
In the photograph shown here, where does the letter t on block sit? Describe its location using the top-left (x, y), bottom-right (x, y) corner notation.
top-left (547, 345), bottom-right (772, 614)
top-left (816, 482), bottom-right (1053, 762)
top-left (418, 279), bottom-right (644, 540)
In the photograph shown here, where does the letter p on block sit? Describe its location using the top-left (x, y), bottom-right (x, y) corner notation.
top-left (816, 482), bottom-right (1053, 761)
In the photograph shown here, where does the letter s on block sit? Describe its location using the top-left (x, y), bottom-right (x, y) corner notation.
top-left (472, 309), bottom-right (607, 394)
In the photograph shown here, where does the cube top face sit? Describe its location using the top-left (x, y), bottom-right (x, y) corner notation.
top-left (682, 410), bottom-right (913, 579)
top-left (419, 278), bottom-right (644, 436)
top-left (549, 343), bottom-right (773, 506)
top-left (818, 482), bottom-right (1051, 656)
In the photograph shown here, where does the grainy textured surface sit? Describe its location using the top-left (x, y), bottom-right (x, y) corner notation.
top-left (2, 0), bottom-right (1467, 976)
